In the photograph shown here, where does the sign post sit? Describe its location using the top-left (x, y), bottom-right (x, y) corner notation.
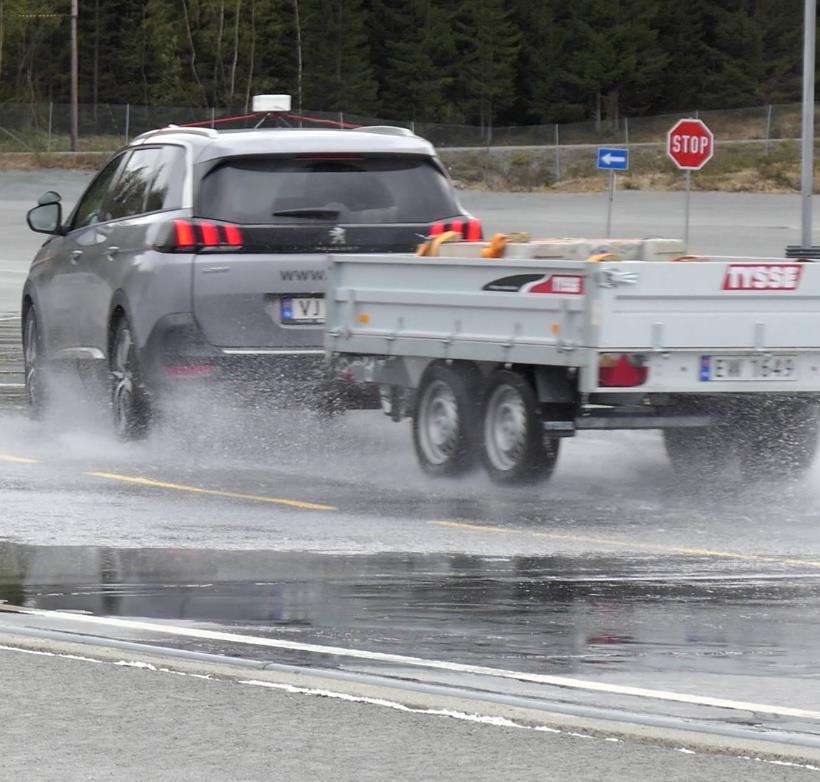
top-left (801, 0), bottom-right (816, 250)
top-left (667, 118), bottom-right (714, 249)
top-left (596, 147), bottom-right (629, 236)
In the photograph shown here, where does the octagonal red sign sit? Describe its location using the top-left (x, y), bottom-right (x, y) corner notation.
top-left (667, 118), bottom-right (714, 170)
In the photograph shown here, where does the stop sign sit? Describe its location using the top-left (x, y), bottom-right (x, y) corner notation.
top-left (667, 118), bottom-right (714, 170)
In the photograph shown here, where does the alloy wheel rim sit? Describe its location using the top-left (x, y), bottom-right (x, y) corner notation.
top-left (111, 326), bottom-right (135, 438)
top-left (24, 314), bottom-right (40, 409)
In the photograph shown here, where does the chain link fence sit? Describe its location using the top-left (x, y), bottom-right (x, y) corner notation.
top-left (0, 100), bottom-right (814, 160)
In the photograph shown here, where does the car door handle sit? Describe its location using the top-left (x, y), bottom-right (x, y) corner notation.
top-left (106, 246), bottom-right (120, 261)
top-left (70, 249), bottom-right (83, 264)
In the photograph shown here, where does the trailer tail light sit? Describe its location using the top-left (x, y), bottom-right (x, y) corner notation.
top-left (598, 354), bottom-right (648, 387)
top-left (159, 220), bottom-right (245, 253)
top-left (428, 218), bottom-right (483, 241)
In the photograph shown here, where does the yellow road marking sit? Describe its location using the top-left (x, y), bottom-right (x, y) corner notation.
top-left (87, 472), bottom-right (337, 512)
top-left (431, 520), bottom-right (820, 570)
top-left (0, 453), bottom-right (39, 464)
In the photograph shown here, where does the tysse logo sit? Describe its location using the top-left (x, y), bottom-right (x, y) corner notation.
top-left (722, 264), bottom-right (802, 291)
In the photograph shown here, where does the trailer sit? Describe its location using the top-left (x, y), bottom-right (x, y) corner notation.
top-left (324, 240), bottom-right (820, 484)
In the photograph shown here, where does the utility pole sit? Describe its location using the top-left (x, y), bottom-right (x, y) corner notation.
top-left (69, 0), bottom-right (78, 152)
top-left (801, 0), bottom-right (816, 249)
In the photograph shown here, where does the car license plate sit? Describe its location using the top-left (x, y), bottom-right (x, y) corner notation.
top-left (700, 354), bottom-right (797, 381)
top-left (281, 297), bottom-right (325, 324)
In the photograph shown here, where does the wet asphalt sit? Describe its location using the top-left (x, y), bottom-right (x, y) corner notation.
top-left (2, 173), bottom-right (820, 763)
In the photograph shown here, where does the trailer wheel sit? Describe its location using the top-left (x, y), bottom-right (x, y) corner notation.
top-left (737, 400), bottom-right (819, 480)
top-left (663, 427), bottom-right (731, 477)
top-left (412, 363), bottom-right (480, 477)
top-left (480, 370), bottom-right (559, 485)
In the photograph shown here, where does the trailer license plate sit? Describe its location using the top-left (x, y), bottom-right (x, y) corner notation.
top-left (700, 354), bottom-right (797, 381)
top-left (281, 297), bottom-right (325, 324)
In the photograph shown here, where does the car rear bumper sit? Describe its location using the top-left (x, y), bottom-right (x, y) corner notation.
top-left (142, 313), bottom-right (379, 409)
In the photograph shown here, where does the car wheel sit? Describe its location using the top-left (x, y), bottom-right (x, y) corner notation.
top-left (480, 370), bottom-right (559, 485)
top-left (23, 306), bottom-right (48, 419)
top-left (412, 363), bottom-right (479, 477)
top-left (110, 317), bottom-right (152, 441)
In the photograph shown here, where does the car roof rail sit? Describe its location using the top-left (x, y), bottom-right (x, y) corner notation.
top-left (357, 125), bottom-right (416, 138)
top-left (132, 125), bottom-right (220, 143)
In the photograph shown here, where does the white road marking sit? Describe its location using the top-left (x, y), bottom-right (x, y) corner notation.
top-left (240, 678), bottom-right (563, 732)
top-left (10, 606), bottom-right (820, 722)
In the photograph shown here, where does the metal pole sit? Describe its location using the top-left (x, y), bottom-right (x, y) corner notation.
top-left (802, 0), bottom-right (816, 249)
top-left (684, 170), bottom-right (692, 250)
top-left (210, 107), bottom-right (216, 129)
top-left (69, 0), bottom-right (79, 152)
top-left (124, 103), bottom-right (130, 144)
top-left (624, 116), bottom-right (629, 146)
top-left (606, 170), bottom-right (615, 236)
top-left (554, 123), bottom-right (561, 183)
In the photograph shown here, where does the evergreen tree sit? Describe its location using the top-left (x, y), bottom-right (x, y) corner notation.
top-left (453, 0), bottom-right (520, 130)
top-left (0, 0), bottom-right (814, 124)
top-left (375, 0), bottom-right (460, 122)
top-left (753, 0), bottom-right (803, 103)
top-left (301, 0), bottom-right (378, 115)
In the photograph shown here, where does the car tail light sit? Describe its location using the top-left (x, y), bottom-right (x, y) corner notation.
top-left (466, 218), bottom-right (483, 241)
top-left (598, 354), bottom-right (648, 387)
top-left (159, 220), bottom-right (245, 253)
top-left (173, 220), bottom-right (196, 250)
top-left (199, 222), bottom-right (220, 247)
top-left (428, 218), bottom-right (483, 241)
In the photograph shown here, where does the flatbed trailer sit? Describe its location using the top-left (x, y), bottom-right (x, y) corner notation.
top-left (325, 248), bottom-right (820, 484)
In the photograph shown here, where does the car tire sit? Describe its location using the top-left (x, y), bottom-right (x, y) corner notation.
top-left (412, 363), bottom-right (480, 477)
top-left (23, 305), bottom-right (48, 419)
top-left (480, 369), bottom-right (559, 485)
top-left (110, 316), bottom-right (152, 441)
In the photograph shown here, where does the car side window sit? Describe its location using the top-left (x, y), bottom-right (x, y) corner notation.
top-left (145, 145), bottom-right (186, 212)
top-left (70, 155), bottom-right (126, 230)
top-left (105, 147), bottom-right (161, 221)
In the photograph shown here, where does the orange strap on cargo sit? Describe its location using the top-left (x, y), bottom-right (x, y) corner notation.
top-left (480, 233), bottom-right (508, 259)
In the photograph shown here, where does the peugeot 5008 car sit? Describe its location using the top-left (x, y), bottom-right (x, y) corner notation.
top-left (22, 122), bottom-right (481, 439)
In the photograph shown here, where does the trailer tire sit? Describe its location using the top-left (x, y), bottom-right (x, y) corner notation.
top-left (412, 363), bottom-right (480, 477)
top-left (737, 400), bottom-right (819, 481)
top-left (663, 427), bottom-right (731, 478)
top-left (480, 370), bottom-right (559, 485)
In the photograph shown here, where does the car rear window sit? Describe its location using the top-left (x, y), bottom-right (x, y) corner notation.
top-left (196, 155), bottom-right (460, 225)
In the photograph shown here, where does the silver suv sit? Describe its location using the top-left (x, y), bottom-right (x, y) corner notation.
top-left (22, 124), bottom-right (480, 438)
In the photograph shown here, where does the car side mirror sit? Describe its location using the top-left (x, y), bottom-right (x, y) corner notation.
top-left (27, 201), bottom-right (64, 235)
top-left (38, 190), bottom-right (61, 206)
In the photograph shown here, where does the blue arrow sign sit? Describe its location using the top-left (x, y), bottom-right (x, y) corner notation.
top-left (597, 147), bottom-right (629, 171)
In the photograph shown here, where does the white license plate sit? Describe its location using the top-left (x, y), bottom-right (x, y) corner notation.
top-left (281, 297), bottom-right (325, 324)
top-left (700, 354), bottom-right (797, 382)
